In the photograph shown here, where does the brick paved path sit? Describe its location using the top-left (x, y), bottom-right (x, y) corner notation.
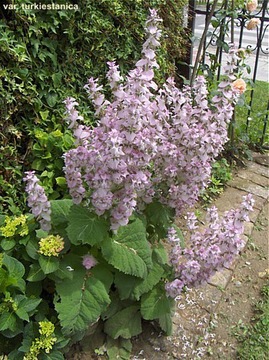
top-left (131, 153), bottom-right (269, 359)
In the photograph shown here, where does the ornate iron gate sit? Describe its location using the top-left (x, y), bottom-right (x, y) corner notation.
top-left (188, 0), bottom-right (269, 148)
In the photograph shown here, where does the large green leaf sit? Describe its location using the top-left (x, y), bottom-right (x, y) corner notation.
top-left (104, 305), bottom-right (142, 339)
top-left (38, 256), bottom-right (59, 275)
top-left (114, 260), bottom-right (165, 300)
top-left (159, 313), bottom-right (173, 335)
top-left (1, 239), bottom-right (16, 251)
top-left (27, 263), bottom-right (46, 282)
top-left (50, 199), bottom-right (73, 226)
top-left (2, 254), bottom-right (26, 291)
top-left (15, 295), bottom-right (42, 314)
top-left (25, 238), bottom-right (39, 260)
top-left (67, 205), bottom-right (109, 246)
top-left (101, 218), bottom-right (152, 279)
top-left (0, 312), bottom-right (17, 332)
top-left (55, 269), bottom-right (110, 335)
top-left (3, 254), bottom-right (25, 279)
top-left (91, 264), bottom-right (114, 293)
top-left (141, 284), bottom-right (174, 320)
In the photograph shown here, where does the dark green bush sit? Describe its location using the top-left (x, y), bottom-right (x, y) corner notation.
top-left (0, 0), bottom-right (188, 214)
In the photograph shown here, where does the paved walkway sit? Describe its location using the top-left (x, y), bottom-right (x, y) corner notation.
top-left (132, 153), bottom-right (269, 359)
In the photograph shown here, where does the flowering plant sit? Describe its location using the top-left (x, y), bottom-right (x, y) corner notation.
top-left (0, 10), bottom-right (253, 360)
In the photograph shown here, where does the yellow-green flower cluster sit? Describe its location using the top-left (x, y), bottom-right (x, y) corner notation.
top-left (23, 321), bottom-right (57, 360)
top-left (38, 235), bottom-right (64, 257)
top-left (0, 215), bottom-right (28, 237)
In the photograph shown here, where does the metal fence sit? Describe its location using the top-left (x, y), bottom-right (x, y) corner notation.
top-left (188, 0), bottom-right (269, 148)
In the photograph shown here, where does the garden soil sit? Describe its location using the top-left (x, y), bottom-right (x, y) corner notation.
top-left (66, 153), bottom-right (268, 360)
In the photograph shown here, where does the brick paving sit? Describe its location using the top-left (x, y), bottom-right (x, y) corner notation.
top-left (132, 153), bottom-right (268, 359)
top-left (168, 153), bottom-right (269, 358)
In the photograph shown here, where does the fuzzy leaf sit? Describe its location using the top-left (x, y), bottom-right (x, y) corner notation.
top-left (91, 264), bottom-right (114, 293)
top-left (55, 269), bottom-right (110, 335)
top-left (152, 244), bottom-right (169, 265)
top-left (101, 218), bottom-right (152, 279)
top-left (104, 305), bottom-right (142, 339)
top-left (115, 261), bottom-right (164, 300)
top-left (67, 205), bottom-right (109, 246)
top-left (145, 201), bottom-right (174, 238)
top-left (50, 199), bottom-right (73, 226)
top-left (141, 284), bottom-right (174, 320)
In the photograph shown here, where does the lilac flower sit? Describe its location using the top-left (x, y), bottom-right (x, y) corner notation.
top-left (82, 254), bottom-right (98, 270)
top-left (165, 195), bottom-right (254, 298)
top-left (23, 171), bottom-right (51, 231)
top-left (62, 11), bottom-right (244, 230)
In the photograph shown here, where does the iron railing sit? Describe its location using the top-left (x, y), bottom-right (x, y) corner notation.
top-left (188, 0), bottom-right (269, 148)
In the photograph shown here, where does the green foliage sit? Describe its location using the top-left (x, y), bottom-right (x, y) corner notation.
top-left (234, 80), bottom-right (269, 149)
top-left (67, 205), bottom-right (110, 246)
top-left (200, 158), bottom-right (232, 205)
top-left (101, 216), bottom-right (152, 278)
top-left (0, 199), bottom-right (176, 358)
top-left (104, 305), bottom-right (142, 339)
top-left (0, 1), bottom-right (191, 357)
top-left (233, 284), bottom-right (269, 359)
top-left (0, 0), bottom-right (188, 215)
top-left (55, 262), bottom-right (112, 336)
top-left (106, 337), bottom-right (132, 360)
